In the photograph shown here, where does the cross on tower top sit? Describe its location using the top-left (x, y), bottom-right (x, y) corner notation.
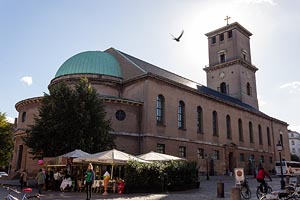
top-left (224, 16), bottom-right (231, 25)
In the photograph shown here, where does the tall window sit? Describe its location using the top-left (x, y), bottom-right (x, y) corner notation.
top-left (220, 54), bottom-right (225, 63)
top-left (220, 82), bottom-right (227, 94)
top-left (156, 143), bottom-right (165, 154)
top-left (212, 111), bottom-right (218, 136)
top-left (226, 115), bottom-right (232, 139)
top-left (228, 30), bottom-right (232, 38)
top-left (258, 124), bottom-right (263, 145)
top-left (260, 155), bottom-right (265, 163)
top-left (197, 106), bottom-right (203, 133)
top-left (247, 82), bottom-right (252, 96)
top-left (219, 33), bottom-right (224, 41)
top-left (249, 121), bottom-right (254, 143)
top-left (16, 145), bottom-right (23, 170)
top-left (21, 112), bottom-right (26, 122)
top-left (211, 36), bottom-right (216, 44)
top-left (280, 132), bottom-right (283, 147)
top-left (267, 127), bottom-right (271, 146)
top-left (197, 148), bottom-right (204, 159)
top-left (178, 101), bottom-right (185, 129)
top-left (238, 118), bottom-right (243, 141)
top-left (156, 95), bottom-right (165, 125)
top-left (179, 146), bottom-right (186, 158)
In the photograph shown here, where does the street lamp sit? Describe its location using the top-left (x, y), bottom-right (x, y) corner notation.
top-left (205, 154), bottom-right (209, 180)
top-left (277, 141), bottom-right (285, 189)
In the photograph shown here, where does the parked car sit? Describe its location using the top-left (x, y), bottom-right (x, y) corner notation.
top-left (0, 171), bottom-right (8, 178)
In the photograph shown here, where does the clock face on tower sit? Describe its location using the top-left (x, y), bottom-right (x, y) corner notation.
top-left (219, 71), bottom-right (225, 79)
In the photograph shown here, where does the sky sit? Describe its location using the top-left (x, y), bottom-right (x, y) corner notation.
top-left (1, 0), bottom-right (300, 132)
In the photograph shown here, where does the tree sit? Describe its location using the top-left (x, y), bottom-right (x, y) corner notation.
top-left (0, 112), bottom-right (13, 166)
top-left (24, 78), bottom-right (115, 158)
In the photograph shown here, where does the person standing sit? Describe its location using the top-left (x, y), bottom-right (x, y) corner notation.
top-left (36, 169), bottom-right (46, 194)
top-left (85, 163), bottom-right (95, 200)
top-left (20, 170), bottom-right (28, 189)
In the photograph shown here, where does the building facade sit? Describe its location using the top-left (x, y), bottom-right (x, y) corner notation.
top-left (288, 130), bottom-right (300, 159)
top-left (11, 22), bottom-right (289, 176)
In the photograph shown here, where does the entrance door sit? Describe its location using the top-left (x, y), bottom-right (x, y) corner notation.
top-left (228, 152), bottom-right (234, 174)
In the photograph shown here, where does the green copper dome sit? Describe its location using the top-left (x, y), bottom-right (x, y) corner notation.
top-left (55, 51), bottom-right (122, 78)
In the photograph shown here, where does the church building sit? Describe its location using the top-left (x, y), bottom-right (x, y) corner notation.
top-left (11, 22), bottom-right (289, 176)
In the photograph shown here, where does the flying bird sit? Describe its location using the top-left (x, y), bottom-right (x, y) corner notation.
top-left (171, 30), bottom-right (184, 42)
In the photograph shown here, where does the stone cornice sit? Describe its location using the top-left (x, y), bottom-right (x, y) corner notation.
top-left (203, 58), bottom-right (258, 73)
top-left (15, 97), bottom-right (43, 111)
top-left (205, 22), bottom-right (252, 38)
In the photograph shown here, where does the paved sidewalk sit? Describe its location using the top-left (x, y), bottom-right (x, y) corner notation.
top-left (0, 176), bottom-right (295, 199)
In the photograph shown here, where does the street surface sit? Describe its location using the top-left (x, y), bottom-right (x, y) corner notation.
top-left (0, 176), bottom-right (294, 200)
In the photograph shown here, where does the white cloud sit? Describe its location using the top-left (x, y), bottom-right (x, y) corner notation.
top-left (20, 76), bottom-right (33, 86)
top-left (279, 81), bottom-right (300, 94)
top-left (6, 116), bottom-right (15, 123)
top-left (238, 0), bottom-right (278, 6)
top-left (257, 94), bottom-right (267, 107)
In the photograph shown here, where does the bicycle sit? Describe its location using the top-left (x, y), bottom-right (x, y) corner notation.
top-left (3, 185), bottom-right (40, 200)
top-left (240, 180), bottom-right (251, 199)
top-left (256, 181), bottom-right (272, 199)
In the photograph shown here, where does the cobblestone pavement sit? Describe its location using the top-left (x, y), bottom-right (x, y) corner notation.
top-left (0, 176), bottom-right (294, 200)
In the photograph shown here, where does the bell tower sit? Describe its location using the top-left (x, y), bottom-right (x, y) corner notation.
top-left (204, 22), bottom-right (259, 109)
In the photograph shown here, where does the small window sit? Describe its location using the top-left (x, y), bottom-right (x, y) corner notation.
top-left (220, 54), bottom-right (225, 63)
top-left (21, 112), bottom-right (26, 123)
top-left (220, 82), bottom-right (227, 94)
top-left (115, 110), bottom-right (126, 121)
top-left (179, 146), bottom-right (186, 158)
top-left (220, 33), bottom-right (224, 41)
top-left (157, 143), bottom-right (165, 154)
top-left (240, 153), bottom-right (245, 162)
top-left (228, 30), bottom-right (232, 38)
top-left (260, 156), bottom-right (264, 163)
top-left (213, 150), bottom-right (220, 160)
top-left (292, 148), bottom-right (296, 153)
top-left (247, 83), bottom-right (252, 96)
top-left (269, 157), bottom-right (273, 164)
top-left (292, 140), bottom-right (295, 145)
top-left (197, 148), bottom-right (204, 159)
top-left (212, 36), bottom-right (216, 44)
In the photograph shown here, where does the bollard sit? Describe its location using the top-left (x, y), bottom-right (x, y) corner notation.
top-left (230, 186), bottom-right (241, 200)
top-left (217, 181), bottom-right (224, 198)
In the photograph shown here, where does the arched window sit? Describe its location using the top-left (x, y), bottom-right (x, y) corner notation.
top-left (258, 124), bottom-right (263, 145)
top-left (178, 101), bottom-right (185, 129)
top-left (220, 82), bottom-right (227, 94)
top-left (156, 95), bottom-right (165, 125)
top-left (249, 121), bottom-right (254, 143)
top-left (197, 106), bottom-right (203, 133)
top-left (212, 111), bottom-right (218, 136)
top-left (238, 118), bottom-right (243, 141)
top-left (226, 115), bottom-right (232, 139)
top-left (267, 127), bottom-right (271, 146)
top-left (247, 82), bottom-right (252, 96)
top-left (21, 112), bottom-right (26, 123)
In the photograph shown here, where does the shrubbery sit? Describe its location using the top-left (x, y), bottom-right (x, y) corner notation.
top-left (124, 160), bottom-right (198, 193)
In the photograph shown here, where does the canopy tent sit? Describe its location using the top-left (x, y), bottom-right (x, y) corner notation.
top-left (73, 149), bottom-right (148, 164)
top-left (137, 151), bottom-right (186, 161)
top-left (73, 149), bottom-right (149, 179)
top-left (59, 149), bottom-right (91, 158)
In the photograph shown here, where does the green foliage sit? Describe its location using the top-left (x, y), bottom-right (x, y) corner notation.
top-left (291, 154), bottom-right (300, 162)
top-left (23, 78), bottom-right (115, 158)
top-left (124, 160), bottom-right (198, 193)
top-left (0, 112), bottom-right (13, 166)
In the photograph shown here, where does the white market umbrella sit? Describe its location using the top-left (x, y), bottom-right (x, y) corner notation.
top-left (137, 151), bottom-right (186, 161)
top-left (73, 149), bottom-right (149, 179)
top-left (59, 149), bottom-right (91, 158)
